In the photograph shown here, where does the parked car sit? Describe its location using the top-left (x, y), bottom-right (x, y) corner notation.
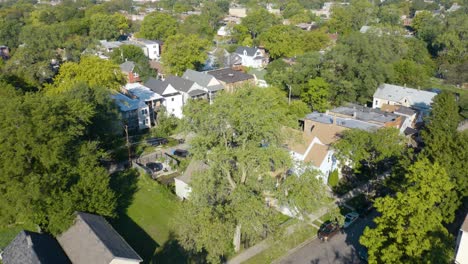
top-left (146, 137), bottom-right (168, 146)
top-left (146, 162), bottom-right (163, 173)
top-left (343, 212), bottom-right (359, 228)
top-left (173, 149), bottom-right (189, 158)
top-left (318, 221), bottom-right (340, 242)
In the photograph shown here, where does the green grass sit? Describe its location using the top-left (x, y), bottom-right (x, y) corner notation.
top-left (243, 223), bottom-right (318, 264)
top-left (111, 173), bottom-right (182, 263)
top-left (0, 223), bottom-right (36, 249)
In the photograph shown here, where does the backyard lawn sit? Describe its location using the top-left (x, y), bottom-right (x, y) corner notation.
top-left (111, 172), bottom-right (184, 264)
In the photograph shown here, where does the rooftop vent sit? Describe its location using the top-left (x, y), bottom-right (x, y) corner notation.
top-left (228, 73), bottom-right (234, 77)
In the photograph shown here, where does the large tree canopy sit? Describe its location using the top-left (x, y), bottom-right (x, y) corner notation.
top-left (138, 12), bottom-right (178, 41)
top-left (0, 83), bottom-right (116, 234)
top-left (360, 159), bottom-right (454, 263)
top-left (161, 34), bottom-right (211, 76)
top-left (46, 56), bottom-right (125, 93)
top-left (176, 87), bottom-right (328, 262)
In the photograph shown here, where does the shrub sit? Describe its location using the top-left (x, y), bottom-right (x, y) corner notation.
top-left (328, 169), bottom-right (339, 187)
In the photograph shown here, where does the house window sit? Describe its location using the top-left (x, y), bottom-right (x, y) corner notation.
top-left (171, 98), bottom-right (174, 101)
top-left (141, 110), bottom-right (145, 115)
top-left (310, 125), bottom-right (315, 132)
top-left (375, 100), bottom-right (378, 105)
top-left (143, 119), bottom-right (146, 125)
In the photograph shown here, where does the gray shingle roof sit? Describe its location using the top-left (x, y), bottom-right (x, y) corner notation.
top-left (188, 89), bottom-right (207, 97)
top-left (235, 46), bottom-right (258, 57)
top-left (182, 69), bottom-right (224, 92)
top-left (120, 61), bottom-right (135, 73)
top-left (145, 77), bottom-right (168, 95)
top-left (58, 212), bottom-right (142, 264)
top-left (373, 83), bottom-right (437, 110)
top-left (207, 68), bottom-right (254, 84)
top-left (2, 231), bottom-right (71, 264)
top-left (165, 76), bottom-right (195, 93)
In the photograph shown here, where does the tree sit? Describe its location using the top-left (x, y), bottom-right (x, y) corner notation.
top-left (110, 45), bottom-right (157, 82)
top-left (89, 13), bottom-right (129, 40)
top-left (0, 84), bottom-right (116, 234)
top-left (328, 0), bottom-right (376, 34)
top-left (333, 127), bottom-right (405, 175)
top-left (138, 12), bottom-right (178, 40)
top-left (422, 92), bottom-right (466, 221)
top-left (259, 25), bottom-right (304, 59)
top-left (46, 56), bottom-right (125, 93)
top-left (323, 33), bottom-right (397, 103)
top-left (178, 15), bottom-right (214, 39)
top-left (161, 34), bottom-right (211, 76)
top-left (360, 159), bottom-right (454, 263)
top-left (391, 59), bottom-right (430, 87)
top-left (301, 77), bottom-right (330, 112)
top-left (176, 87), bottom-right (328, 262)
top-left (241, 8), bottom-right (281, 38)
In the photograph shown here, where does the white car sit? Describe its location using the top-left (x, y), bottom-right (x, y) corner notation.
top-left (343, 212), bottom-right (359, 228)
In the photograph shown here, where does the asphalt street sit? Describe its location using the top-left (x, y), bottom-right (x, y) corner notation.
top-left (279, 211), bottom-right (377, 264)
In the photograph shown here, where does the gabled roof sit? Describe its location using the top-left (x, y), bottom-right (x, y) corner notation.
top-left (461, 214), bottom-right (468, 232)
top-left (120, 61), bottom-right (135, 73)
top-left (145, 77), bottom-right (168, 95)
top-left (234, 46), bottom-right (259, 57)
top-left (305, 143), bottom-right (329, 167)
top-left (207, 68), bottom-right (254, 84)
top-left (58, 212), bottom-right (142, 264)
top-left (188, 89), bottom-right (207, 97)
top-left (182, 69), bottom-right (224, 92)
top-left (165, 76), bottom-right (195, 93)
top-left (3, 230), bottom-right (71, 264)
top-left (373, 83), bottom-right (437, 109)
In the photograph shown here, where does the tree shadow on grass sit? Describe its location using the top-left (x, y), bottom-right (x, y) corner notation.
top-left (153, 231), bottom-right (207, 264)
top-left (109, 169), bottom-right (159, 263)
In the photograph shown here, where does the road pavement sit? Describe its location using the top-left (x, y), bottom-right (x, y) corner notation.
top-left (278, 212), bottom-right (377, 264)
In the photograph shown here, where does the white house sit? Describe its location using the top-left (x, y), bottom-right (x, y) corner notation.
top-left (145, 78), bottom-right (184, 118)
top-left (124, 83), bottom-right (163, 126)
top-left (372, 83), bottom-right (438, 114)
top-left (164, 76), bottom-right (209, 105)
top-left (455, 214), bottom-right (468, 264)
top-left (233, 46), bottom-right (268, 68)
top-left (175, 160), bottom-right (208, 200)
top-left (111, 92), bottom-right (151, 131)
top-left (132, 38), bottom-right (163, 60)
top-left (287, 118), bottom-right (347, 183)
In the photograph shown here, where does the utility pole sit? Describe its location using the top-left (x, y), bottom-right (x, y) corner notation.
top-left (124, 125), bottom-right (131, 166)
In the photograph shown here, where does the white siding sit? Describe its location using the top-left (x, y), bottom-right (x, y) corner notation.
top-left (175, 178), bottom-right (191, 200)
top-left (456, 230), bottom-right (468, 264)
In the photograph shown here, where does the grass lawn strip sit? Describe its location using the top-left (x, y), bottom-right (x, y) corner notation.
top-left (243, 222), bottom-right (317, 264)
top-left (111, 173), bottom-right (180, 263)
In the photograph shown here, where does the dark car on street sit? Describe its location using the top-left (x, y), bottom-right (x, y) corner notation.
top-left (318, 221), bottom-right (340, 242)
top-left (146, 137), bottom-right (168, 146)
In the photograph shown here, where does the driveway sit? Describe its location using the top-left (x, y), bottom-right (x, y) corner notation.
top-left (278, 211), bottom-right (377, 264)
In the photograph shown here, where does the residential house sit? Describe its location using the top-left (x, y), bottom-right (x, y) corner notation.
top-left (1, 231), bottom-right (70, 264)
top-left (206, 68), bottom-right (255, 92)
top-left (233, 46), bottom-right (268, 68)
top-left (203, 47), bottom-right (235, 71)
top-left (182, 69), bottom-right (224, 101)
top-left (111, 92), bottom-right (150, 131)
top-left (455, 214), bottom-right (468, 264)
top-left (165, 76), bottom-right (209, 103)
top-left (120, 61), bottom-right (140, 83)
top-left (287, 104), bottom-right (410, 182)
top-left (58, 212), bottom-right (142, 264)
top-left (124, 83), bottom-right (163, 126)
top-left (175, 160), bottom-right (208, 200)
top-left (217, 25), bottom-right (231, 37)
top-left (145, 78), bottom-right (184, 118)
top-left (311, 2), bottom-right (334, 19)
top-left (131, 38), bottom-right (163, 60)
top-left (372, 83), bottom-right (438, 117)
